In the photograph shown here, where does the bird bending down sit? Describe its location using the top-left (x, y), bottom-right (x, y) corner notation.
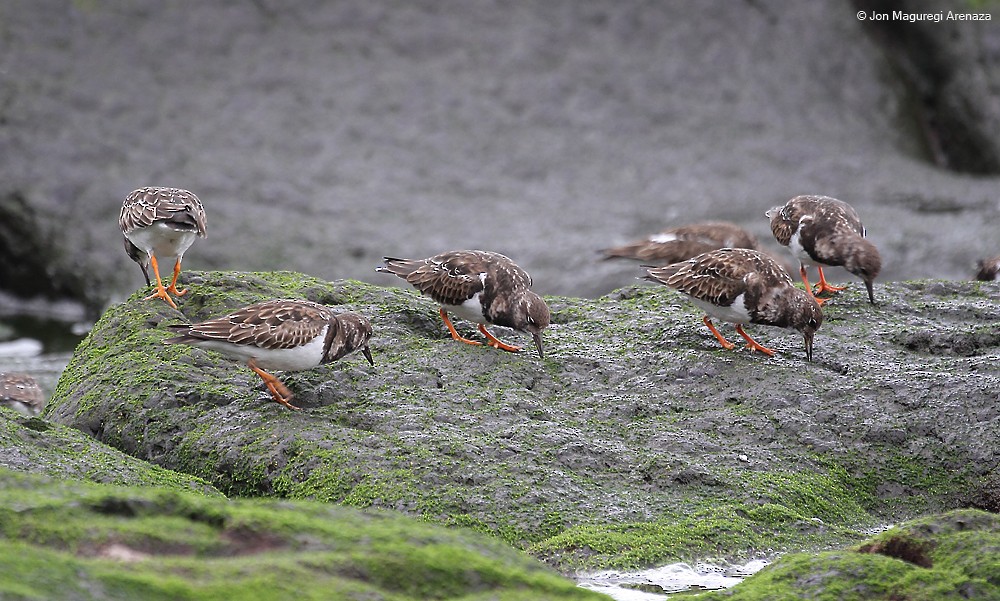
top-left (120, 187), bottom-right (207, 309)
top-left (766, 195), bottom-right (881, 305)
top-left (975, 256), bottom-right (1000, 281)
top-left (163, 299), bottom-right (374, 410)
top-left (644, 248), bottom-right (823, 361)
top-left (376, 250), bottom-right (550, 358)
top-left (600, 221), bottom-right (761, 264)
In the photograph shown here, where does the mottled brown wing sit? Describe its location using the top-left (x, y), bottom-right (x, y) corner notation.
top-left (812, 196), bottom-right (865, 238)
top-left (603, 222), bottom-right (758, 262)
top-left (119, 187), bottom-right (207, 237)
top-left (646, 248), bottom-right (788, 306)
top-left (380, 250), bottom-right (530, 306)
top-left (180, 299), bottom-right (332, 350)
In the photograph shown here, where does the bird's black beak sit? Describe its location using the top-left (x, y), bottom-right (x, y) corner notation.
top-left (865, 280), bottom-right (876, 305)
top-left (533, 332), bottom-right (544, 359)
top-left (362, 346), bottom-right (374, 366)
top-left (803, 331), bottom-right (814, 362)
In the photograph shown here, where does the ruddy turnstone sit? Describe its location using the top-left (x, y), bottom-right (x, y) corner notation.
top-left (120, 187), bottom-right (207, 309)
top-left (376, 250), bottom-right (550, 357)
top-left (0, 372), bottom-right (45, 416)
top-left (163, 299), bottom-right (374, 410)
top-left (600, 221), bottom-right (761, 264)
top-left (976, 256), bottom-right (1000, 281)
top-left (766, 195), bottom-right (881, 305)
top-left (644, 248), bottom-right (822, 361)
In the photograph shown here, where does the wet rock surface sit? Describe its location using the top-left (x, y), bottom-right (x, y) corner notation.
top-left (1, 1), bottom-right (998, 311)
top-left (46, 270), bottom-right (1000, 570)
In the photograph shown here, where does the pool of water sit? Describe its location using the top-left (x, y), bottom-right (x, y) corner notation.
top-left (577, 559), bottom-right (770, 599)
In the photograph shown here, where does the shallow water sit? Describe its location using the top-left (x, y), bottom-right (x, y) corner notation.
top-left (577, 559), bottom-right (770, 600)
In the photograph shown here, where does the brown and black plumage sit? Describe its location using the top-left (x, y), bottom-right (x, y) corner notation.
top-left (644, 248), bottom-right (822, 361)
top-left (164, 299), bottom-right (373, 410)
top-left (376, 250), bottom-right (550, 357)
top-left (601, 221), bottom-right (761, 264)
top-left (120, 187), bottom-right (207, 309)
top-left (976, 256), bottom-right (1000, 281)
top-left (0, 373), bottom-right (45, 416)
top-left (766, 195), bottom-right (881, 305)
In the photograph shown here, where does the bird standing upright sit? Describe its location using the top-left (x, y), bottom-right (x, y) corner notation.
top-left (644, 248), bottom-right (823, 361)
top-left (376, 250), bottom-right (550, 358)
top-left (766, 195), bottom-right (881, 305)
top-left (120, 187), bottom-right (207, 309)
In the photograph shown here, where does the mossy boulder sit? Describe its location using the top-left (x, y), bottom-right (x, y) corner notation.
top-left (0, 469), bottom-right (600, 601)
top-left (0, 406), bottom-right (218, 495)
top-left (47, 271), bottom-right (1000, 571)
top-left (693, 508), bottom-right (1000, 600)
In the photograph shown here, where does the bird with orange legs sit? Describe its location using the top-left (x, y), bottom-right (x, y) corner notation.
top-left (120, 187), bottom-right (207, 309)
top-left (376, 250), bottom-right (550, 358)
top-left (766, 195), bottom-right (881, 305)
top-left (644, 248), bottom-right (822, 361)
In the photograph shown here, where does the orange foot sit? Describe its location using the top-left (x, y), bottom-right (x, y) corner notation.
top-left (735, 324), bottom-right (775, 357)
top-left (702, 316), bottom-right (736, 351)
top-left (142, 254), bottom-right (180, 309)
top-left (249, 359), bottom-right (301, 410)
top-left (440, 308), bottom-right (482, 347)
top-left (799, 266), bottom-right (828, 306)
top-left (478, 324), bottom-right (521, 353)
top-left (813, 266), bottom-right (846, 296)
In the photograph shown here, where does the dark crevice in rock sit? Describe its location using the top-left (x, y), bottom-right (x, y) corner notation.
top-left (0, 190), bottom-right (103, 315)
top-left (855, 0), bottom-right (1000, 174)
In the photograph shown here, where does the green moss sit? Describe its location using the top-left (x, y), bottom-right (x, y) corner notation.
top-left (694, 509), bottom-right (1000, 600)
top-left (0, 469), bottom-right (604, 600)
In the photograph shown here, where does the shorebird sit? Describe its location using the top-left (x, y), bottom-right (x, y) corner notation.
top-left (976, 256), bottom-right (1000, 281)
top-left (0, 373), bottom-right (45, 416)
top-left (120, 187), bottom-right (207, 309)
top-left (164, 299), bottom-right (374, 410)
top-left (600, 221), bottom-right (761, 264)
top-left (644, 248), bottom-right (823, 361)
top-left (376, 250), bottom-right (550, 357)
top-left (766, 195), bottom-right (881, 305)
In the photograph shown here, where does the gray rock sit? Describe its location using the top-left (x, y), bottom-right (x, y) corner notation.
top-left (46, 270), bottom-right (1000, 570)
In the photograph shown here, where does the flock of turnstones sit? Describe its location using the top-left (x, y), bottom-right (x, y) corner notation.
top-left (1, 187), bottom-right (997, 414)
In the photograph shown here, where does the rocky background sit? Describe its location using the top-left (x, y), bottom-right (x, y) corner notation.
top-left (1, 0), bottom-right (999, 314)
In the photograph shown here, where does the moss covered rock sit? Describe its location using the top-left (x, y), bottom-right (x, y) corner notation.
top-left (0, 469), bottom-right (600, 600)
top-left (0, 407), bottom-right (218, 495)
top-left (693, 509), bottom-right (1000, 600)
top-left (47, 271), bottom-right (1000, 570)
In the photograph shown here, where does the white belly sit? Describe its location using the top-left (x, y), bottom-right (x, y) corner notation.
top-left (689, 294), bottom-right (751, 325)
top-left (789, 229), bottom-right (817, 267)
top-left (125, 222), bottom-right (198, 261)
top-left (445, 294), bottom-right (487, 324)
top-left (192, 333), bottom-right (327, 372)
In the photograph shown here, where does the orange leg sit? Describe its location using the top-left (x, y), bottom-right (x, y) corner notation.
top-left (143, 254), bottom-right (179, 309)
top-left (735, 324), bottom-right (776, 357)
top-left (439, 309), bottom-right (482, 346)
top-left (814, 266), bottom-right (846, 296)
top-left (799, 265), bottom-right (827, 306)
top-left (478, 324), bottom-right (522, 353)
top-left (165, 257), bottom-right (188, 296)
top-left (702, 316), bottom-right (735, 350)
top-left (248, 359), bottom-right (301, 410)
